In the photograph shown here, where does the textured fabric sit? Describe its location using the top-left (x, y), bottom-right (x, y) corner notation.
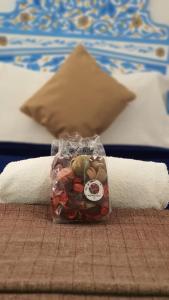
top-left (106, 156), bottom-right (169, 209)
top-left (0, 295), bottom-right (168, 300)
top-left (0, 204), bottom-right (169, 296)
top-left (1, 156), bottom-right (169, 210)
top-left (21, 45), bottom-right (135, 138)
top-left (0, 1), bottom-right (168, 76)
top-left (0, 156), bottom-right (53, 204)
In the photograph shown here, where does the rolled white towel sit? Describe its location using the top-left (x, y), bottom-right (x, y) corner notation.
top-left (106, 157), bottom-right (169, 209)
top-left (0, 156), bottom-right (53, 205)
top-left (0, 156), bottom-right (168, 209)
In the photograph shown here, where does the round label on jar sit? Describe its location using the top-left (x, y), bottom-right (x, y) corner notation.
top-left (84, 180), bottom-right (104, 201)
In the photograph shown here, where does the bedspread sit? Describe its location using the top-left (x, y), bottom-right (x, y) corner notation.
top-left (0, 295), bottom-right (168, 300)
top-left (0, 204), bottom-right (169, 297)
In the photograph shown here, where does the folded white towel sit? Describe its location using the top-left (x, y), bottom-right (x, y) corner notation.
top-left (0, 156), bottom-right (169, 209)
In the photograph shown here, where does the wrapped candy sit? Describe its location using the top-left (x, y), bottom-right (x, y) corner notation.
top-left (50, 135), bottom-right (110, 223)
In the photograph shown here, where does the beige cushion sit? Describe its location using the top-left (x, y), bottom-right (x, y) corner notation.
top-left (21, 45), bottom-right (135, 137)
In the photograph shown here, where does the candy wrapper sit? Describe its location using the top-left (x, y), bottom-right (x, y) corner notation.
top-left (50, 135), bottom-right (110, 223)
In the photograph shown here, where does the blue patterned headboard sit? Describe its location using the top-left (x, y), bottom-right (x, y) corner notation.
top-left (0, 0), bottom-right (168, 74)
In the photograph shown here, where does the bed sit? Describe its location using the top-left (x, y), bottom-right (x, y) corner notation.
top-left (0, 0), bottom-right (169, 298)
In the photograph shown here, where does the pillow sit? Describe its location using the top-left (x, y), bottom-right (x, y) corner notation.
top-left (102, 72), bottom-right (169, 147)
top-left (0, 62), bottom-right (169, 147)
top-left (20, 45), bottom-right (135, 138)
top-left (0, 62), bottom-right (53, 144)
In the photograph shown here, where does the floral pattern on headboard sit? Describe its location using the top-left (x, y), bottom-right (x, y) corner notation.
top-left (0, 0), bottom-right (168, 74)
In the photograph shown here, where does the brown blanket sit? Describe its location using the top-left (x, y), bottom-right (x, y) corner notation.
top-left (0, 295), bottom-right (168, 300)
top-left (0, 204), bottom-right (169, 297)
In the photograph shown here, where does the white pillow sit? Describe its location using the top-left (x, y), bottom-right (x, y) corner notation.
top-left (101, 72), bottom-right (169, 147)
top-left (0, 62), bottom-right (169, 147)
top-left (0, 63), bottom-right (53, 144)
